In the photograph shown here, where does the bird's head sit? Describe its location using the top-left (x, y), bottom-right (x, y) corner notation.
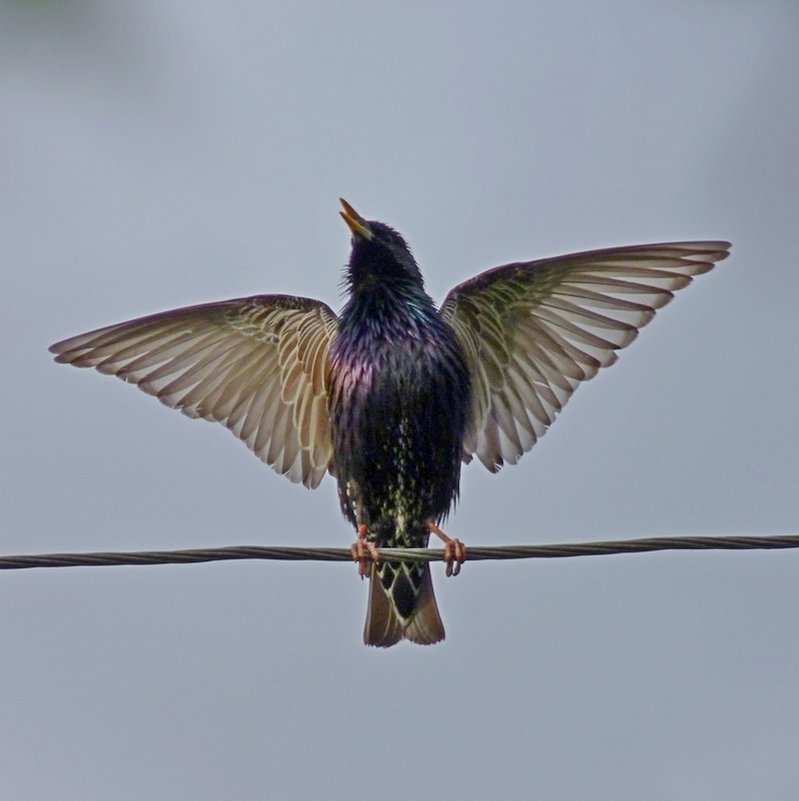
top-left (339, 198), bottom-right (425, 292)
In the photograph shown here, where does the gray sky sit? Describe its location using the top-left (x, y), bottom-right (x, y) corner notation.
top-left (2, 2), bottom-right (798, 800)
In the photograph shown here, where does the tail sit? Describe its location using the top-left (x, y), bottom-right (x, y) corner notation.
top-left (363, 561), bottom-right (445, 647)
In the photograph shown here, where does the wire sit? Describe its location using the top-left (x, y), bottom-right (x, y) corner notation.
top-left (1, 534), bottom-right (797, 571)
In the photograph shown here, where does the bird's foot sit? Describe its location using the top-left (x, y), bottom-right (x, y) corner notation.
top-left (427, 521), bottom-right (467, 577)
top-left (350, 523), bottom-right (380, 578)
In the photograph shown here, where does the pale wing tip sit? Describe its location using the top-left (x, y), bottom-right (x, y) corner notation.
top-left (49, 338), bottom-right (74, 360)
top-left (678, 240), bottom-right (732, 264)
top-left (300, 461), bottom-right (331, 489)
top-left (677, 240), bottom-right (730, 250)
top-left (701, 240), bottom-right (731, 253)
top-left (254, 444), bottom-right (327, 489)
top-left (49, 333), bottom-right (97, 363)
top-left (51, 350), bottom-right (90, 366)
top-left (644, 240), bottom-right (731, 255)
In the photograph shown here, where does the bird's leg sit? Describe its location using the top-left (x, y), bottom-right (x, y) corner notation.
top-left (350, 523), bottom-right (380, 578)
top-left (427, 521), bottom-right (467, 577)
top-left (347, 484), bottom-right (379, 577)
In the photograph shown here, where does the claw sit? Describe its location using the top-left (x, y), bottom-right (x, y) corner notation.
top-left (427, 521), bottom-right (467, 577)
top-left (350, 523), bottom-right (380, 578)
top-left (443, 538), bottom-right (467, 577)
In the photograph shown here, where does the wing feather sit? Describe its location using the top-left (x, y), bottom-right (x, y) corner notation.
top-left (50, 295), bottom-right (339, 488)
top-left (441, 241), bottom-right (730, 470)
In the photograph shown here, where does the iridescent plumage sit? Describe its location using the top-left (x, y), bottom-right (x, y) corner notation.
top-left (49, 199), bottom-right (730, 646)
top-left (329, 213), bottom-right (470, 645)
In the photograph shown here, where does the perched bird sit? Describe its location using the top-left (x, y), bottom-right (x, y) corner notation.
top-left (50, 199), bottom-right (730, 646)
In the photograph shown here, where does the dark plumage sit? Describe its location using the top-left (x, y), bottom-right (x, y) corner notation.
top-left (49, 199), bottom-right (731, 646)
top-left (330, 211), bottom-right (471, 644)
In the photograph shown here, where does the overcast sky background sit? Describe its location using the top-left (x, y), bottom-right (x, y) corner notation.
top-left (2, 2), bottom-right (798, 800)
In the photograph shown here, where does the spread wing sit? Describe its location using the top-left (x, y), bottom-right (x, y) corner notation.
top-left (440, 241), bottom-right (731, 471)
top-left (50, 295), bottom-right (339, 488)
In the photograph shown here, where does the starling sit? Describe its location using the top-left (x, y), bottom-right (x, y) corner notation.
top-left (49, 199), bottom-right (730, 647)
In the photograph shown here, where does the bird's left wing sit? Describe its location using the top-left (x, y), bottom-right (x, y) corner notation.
top-left (50, 295), bottom-right (339, 488)
top-left (440, 241), bottom-right (731, 471)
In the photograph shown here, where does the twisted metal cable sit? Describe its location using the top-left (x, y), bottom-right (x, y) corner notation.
top-left (1, 534), bottom-right (798, 571)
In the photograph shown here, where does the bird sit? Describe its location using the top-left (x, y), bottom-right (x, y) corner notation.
top-left (49, 199), bottom-right (730, 647)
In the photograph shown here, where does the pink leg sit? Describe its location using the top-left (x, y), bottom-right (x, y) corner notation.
top-left (350, 523), bottom-right (380, 578)
top-left (427, 521), bottom-right (467, 577)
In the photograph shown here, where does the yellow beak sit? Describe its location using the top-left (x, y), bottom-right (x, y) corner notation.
top-left (339, 198), bottom-right (373, 240)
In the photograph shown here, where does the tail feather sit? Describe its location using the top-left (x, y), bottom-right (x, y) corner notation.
top-left (363, 563), bottom-right (445, 647)
top-left (403, 565), bottom-right (445, 645)
top-left (363, 564), bottom-right (404, 647)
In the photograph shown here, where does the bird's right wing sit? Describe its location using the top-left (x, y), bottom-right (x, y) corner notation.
top-left (50, 295), bottom-right (339, 488)
top-left (440, 241), bottom-right (731, 471)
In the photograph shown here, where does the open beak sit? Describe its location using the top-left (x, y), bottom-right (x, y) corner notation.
top-left (339, 198), bottom-right (373, 240)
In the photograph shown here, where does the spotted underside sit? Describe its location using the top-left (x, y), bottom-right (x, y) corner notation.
top-left (329, 283), bottom-right (471, 626)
